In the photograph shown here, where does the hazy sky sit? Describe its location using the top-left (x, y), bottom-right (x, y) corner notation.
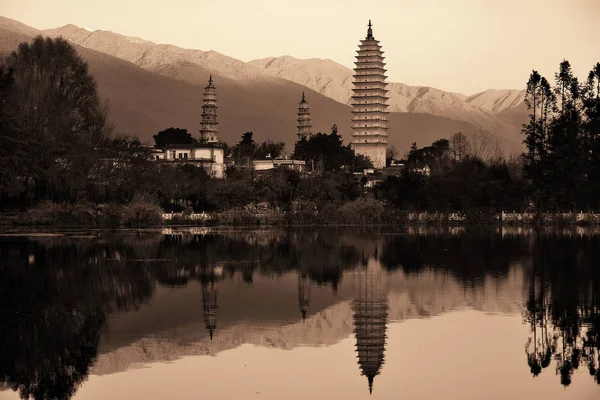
top-left (1, 0), bottom-right (599, 94)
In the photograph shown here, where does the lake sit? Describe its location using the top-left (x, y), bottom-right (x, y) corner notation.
top-left (1, 227), bottom-right (600, 399)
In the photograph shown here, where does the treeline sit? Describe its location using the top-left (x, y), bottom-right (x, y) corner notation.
top-left (375, 136), bottom-right (526, 217)
top-left (522, 61), bottom-right (600, 210)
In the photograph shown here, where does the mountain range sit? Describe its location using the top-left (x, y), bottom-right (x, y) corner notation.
top-left (0, 16), bottom-right (528, 155)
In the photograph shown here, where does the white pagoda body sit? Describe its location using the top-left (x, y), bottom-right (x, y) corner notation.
top-left (199, 75), bottom-right (219, 143)
top-left (350, 21), bottom-right (389, 169)
top-left (297, 92), bottom-right (313, 139)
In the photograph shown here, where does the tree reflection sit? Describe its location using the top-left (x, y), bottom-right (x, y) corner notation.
top-left (0, 238), bottom-right (153, 400)
top-left (523, 232), bottom-right (600, 386)
top-left (6, 227), bottom-right (600, 397)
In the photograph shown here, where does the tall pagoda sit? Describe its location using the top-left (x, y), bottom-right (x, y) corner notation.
top-left (350, 20), bottom-right (389, 169)
top-left (199, 75), bottom-right (219, 143)
top-left (352, 259), bottom-right (388, 395)
top-left (297, 92), bottom-right (313, 139)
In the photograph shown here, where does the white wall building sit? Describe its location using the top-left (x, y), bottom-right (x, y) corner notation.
top-left (154, 144), bottom-right (225, 178)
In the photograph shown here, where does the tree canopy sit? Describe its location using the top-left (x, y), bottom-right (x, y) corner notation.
top-left (521, 60), bottom-right (600, 210)
top-left (231, 132), bottom-right (285, 164)
top-left (153, 127), bottom-right (196, 147)
top-left (293, 124), bottom-right (373, 172)
top-left (0, 36), bottom-right (111, 205)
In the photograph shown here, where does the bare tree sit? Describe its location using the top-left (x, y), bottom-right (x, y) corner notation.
top-left (467, 130), bottom-right (503, 162)
top-left (449, 132), bottom-right (471, 161)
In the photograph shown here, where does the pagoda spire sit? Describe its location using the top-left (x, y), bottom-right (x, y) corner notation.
top-left (199, 75), bottom-right (219, 143)
top-left (367, 19), bottom-right (373, 39)
top-left (297, 92), bottom-right (312, 139)
top-left (350, 20), bottom-right (389, 169)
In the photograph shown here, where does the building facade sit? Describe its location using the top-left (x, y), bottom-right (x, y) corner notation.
top-left (350, 21), bottom-right (390, 169)
top-left (252, 157), bottom-right (306, 172)
top-left (155, 144), bottom-right (225, 178)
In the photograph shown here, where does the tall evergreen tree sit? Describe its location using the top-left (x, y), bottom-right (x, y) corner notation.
top-left (549, 60), bottom-right (584, 209)
top-left (582, 63), bottom-right (600, 205)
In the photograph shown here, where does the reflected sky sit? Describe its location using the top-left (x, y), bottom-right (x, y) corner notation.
top-left (1, 227), bottom-right (600, 399)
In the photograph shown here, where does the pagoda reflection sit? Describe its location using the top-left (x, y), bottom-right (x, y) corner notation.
top-left (200, 265), bottom-right (222, 340)
top-left (352, 259), bottom-right (388, 394)
top-left (298, 272), bottom-right (311, 322)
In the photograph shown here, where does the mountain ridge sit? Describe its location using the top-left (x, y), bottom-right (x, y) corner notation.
top-left (0, 16), bottom-right (526, 154)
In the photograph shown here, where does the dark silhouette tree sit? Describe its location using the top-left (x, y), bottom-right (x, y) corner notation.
top-left (581, 63), bottom-right (600, 206)
top-left (0, 36), bottom-right (111, 206)
top-left (293, 124), bottom-right (372, 172)
top-left (153, 127), bottom-right (196, 147)
top-left (233, 131), bottom-right (257, 165)
top-left (254, 140), bottom-right (285, 159)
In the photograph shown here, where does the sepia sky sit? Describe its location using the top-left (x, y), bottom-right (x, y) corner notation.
top-left (1, 0), bottom-right (599, 94)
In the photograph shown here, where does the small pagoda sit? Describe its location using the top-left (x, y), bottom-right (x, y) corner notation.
top-left (297, 92), bottom-right (313, 139)
top-left (350, 20), bottom-right (390, 169)
top-left (199, 75), bottom-right (219, 143)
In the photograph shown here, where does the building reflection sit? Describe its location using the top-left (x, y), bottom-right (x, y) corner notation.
top-left (352, 259), bottom-right (388, 394)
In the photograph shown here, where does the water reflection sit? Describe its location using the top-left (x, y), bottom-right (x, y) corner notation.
top-left (523, 232), bottom-right (600, 387)
top-left (352, 260), bottom-right (388, 394)
top-left (1, 228), bottom-right (600, 399)
top-left (298, 273), bottom-right (310, 321)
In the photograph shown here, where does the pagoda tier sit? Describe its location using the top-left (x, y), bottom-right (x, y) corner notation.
top-left (353, 85), bottom-right (388, 91)
top-left (352, 108), bottom-right (389, 114)
top-left (199, 75), bottom-right (219, 143)
top-left (297, 92), bottom-right (313, 139)
top-left (351, 94), bottom-right (390, 101)
top-left (352, 117), bottom-right (388, 123)
top-left (350, 21), bottom-right (389, 169)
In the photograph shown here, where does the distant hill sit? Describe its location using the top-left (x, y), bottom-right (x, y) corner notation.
top-left (249, 56), bottom-right (528, 146)
top-left (0, 16), bottom-right (524, 154)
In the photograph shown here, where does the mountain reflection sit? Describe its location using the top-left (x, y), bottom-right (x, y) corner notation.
top-left (1, 228), bottom-right (600, 398)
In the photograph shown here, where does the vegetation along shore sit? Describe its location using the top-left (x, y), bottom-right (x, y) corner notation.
top-left (1, 37), bottom-right (600, 228)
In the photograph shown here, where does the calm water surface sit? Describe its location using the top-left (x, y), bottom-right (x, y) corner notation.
top-left (1, 227), bottom-right (600, 399)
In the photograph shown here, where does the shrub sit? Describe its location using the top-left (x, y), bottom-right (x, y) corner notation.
top-left (97, 203), bottom-right (124, 228)
top-left (339, 197), bottom-right (384, 225)
top-left (24, 202), bottom-right (98, 226)
top-left (122, 201), bottom-right (164, 227)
